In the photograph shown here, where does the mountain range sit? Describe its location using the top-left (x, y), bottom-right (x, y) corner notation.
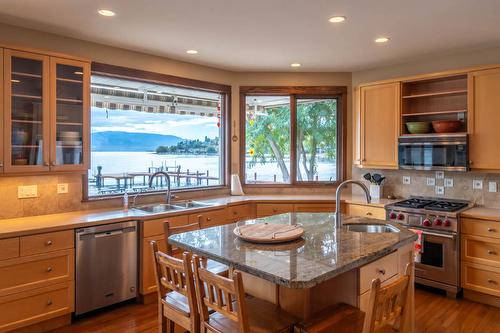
top-left (91, 131), bottom-right (183, 152)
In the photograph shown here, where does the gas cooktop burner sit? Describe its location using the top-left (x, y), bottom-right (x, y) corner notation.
top-left (424, 201), bottom-right (469, 212)
top-left (394, 198), bottom-right (435, 209)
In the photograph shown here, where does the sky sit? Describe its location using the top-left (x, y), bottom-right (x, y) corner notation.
top-left (91, 107), bottom-right (220, 140)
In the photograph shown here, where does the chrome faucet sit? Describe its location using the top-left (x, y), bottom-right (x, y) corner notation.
top-left (148, 171), bottom-right (172, 205)
top-left (335, 180), bottom-right (372, 228)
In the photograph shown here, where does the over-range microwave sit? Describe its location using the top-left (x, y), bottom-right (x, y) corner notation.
top-left (398, 133), bottom-right (468, 171)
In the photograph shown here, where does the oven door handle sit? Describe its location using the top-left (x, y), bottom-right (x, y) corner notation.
top-left (421, 230), bottom-right (456, 240)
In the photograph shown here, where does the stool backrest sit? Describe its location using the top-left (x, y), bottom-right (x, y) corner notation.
top-left (363, 263), bottom-right (412, 333)
top-left (163, 221), bottom-right (201, 255)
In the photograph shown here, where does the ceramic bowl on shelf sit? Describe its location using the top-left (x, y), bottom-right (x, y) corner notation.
top-left (432, 120), bottom-right (462, 133)
top-left (406, 121), bottom-right (430, 134)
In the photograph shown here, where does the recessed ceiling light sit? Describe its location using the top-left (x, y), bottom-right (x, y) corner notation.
top-left (375, 37), bottom-right (390, 43)
top-left (186, 50), bottom-right (198, 55)
top-left (98, 9), bottom-right (115, 17)
top-left (290, 63), bottom-right (301, 68)
top-left (328, 16), bottom-right (346, 23)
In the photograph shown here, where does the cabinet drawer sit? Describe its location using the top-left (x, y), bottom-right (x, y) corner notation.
top-left (256, 204), bottom-right (294, 217)
top-left (462, 218), bottom-right (500, 239)
top-left (462, 262), bottom-right (500, 297)
top-left (0, 282), bottom-right (73, 332)
top-left (143, 215), bottom-right (189, 238)
top-left (20, 230), bottom-right (73, 256)
top-left (462, 235), bottom-right (500, 267)
top-left (0, 237), bottom-right (19, 261)
top-left (0, 249), bottom-right (74, 296)
top-left (345, 204), bottom-right (386, 220)
top-left (227, 204), bottom-right (255, 222)
top-left (189, 209), bottom-right (227, 228)
top-left (293, 203), bottom-right (336, 213)
top-left (359, 274), bottom-right (399, 312)
top-left (359, 251), bottom-right (398, 294)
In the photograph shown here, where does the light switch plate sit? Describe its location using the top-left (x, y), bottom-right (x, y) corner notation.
top-left (444, 178), bottom-right (454, 188)
top-left (57, 183), bottom-right (68, 194)
top-left (435, 186), bottom-right (445, 196)
top-left (436, 171), bottom-right (445, 179)
top-left (426, 178), bottom-right (436, 186)
top-left (489, 182), bottom-right (497, 193)
top-left (18, 185), bottom-right (38, 199)
top-left (403, 176), bottom-right (411, 185)
top-left (473, 180), bottom-right (483, 190)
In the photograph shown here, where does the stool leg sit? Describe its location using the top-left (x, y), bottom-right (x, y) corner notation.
top-left (167, 319), bottom-right (175, 333)
top-left (158, 302), bottom-right (167, 333)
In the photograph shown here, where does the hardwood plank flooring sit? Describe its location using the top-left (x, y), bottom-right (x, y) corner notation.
top-left (51, 287), bottom-right (500, 333)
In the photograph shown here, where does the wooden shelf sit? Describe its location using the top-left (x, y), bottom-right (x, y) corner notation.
top-left (402, 109), bottom-right (467, 117)
top-left (57, 122), bottom-right (83, 126)
top-left (57, 98), bottom-right (83, 103)
top-left (12, 94), bottom-right (42, 100)
top-left (57, 77), bottom-right (83, 84)
top-left (402, 90), bottom-right (468, 99)
top-left (12, 119), bottom-right (42, 124)
top-left (12, 72), bottom-right (42, 79)
top-left (12, 145), bottom-right (40, 148)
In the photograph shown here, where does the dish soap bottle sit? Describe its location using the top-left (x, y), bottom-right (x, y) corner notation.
top-left (123, 191), bottom-right (129, 211)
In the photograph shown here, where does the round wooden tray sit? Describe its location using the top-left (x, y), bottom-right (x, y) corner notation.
top-left (233, 223), bottom-right (304, 244)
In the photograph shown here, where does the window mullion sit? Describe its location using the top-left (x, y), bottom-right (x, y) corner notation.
top-left (290, 94), bottom-right (297, 185)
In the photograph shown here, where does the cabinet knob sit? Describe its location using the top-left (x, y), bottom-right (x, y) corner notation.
top-left (273, 208), bottom-right (278, 212)
top-left (377, 268), bottom-right (386, 275)
top-left (45, 240), bottom-right (53, 246)
top-left (488, 228), bottom-right (496, 232)
top-left (488, 279), bottom-right (497, 284)
top-left (46, 299), bottom-right (53, 306)
top-left (206, 217), bottom-right (212, 222)
top-left (46, 266), bottom-right (53, 272)
top-left (488, 250), bottom-right (497, 255)
top-left (469, 161), bottom-right (473, 165)
top-left (366, 212), bottom-right (373, 216)
top-left (44, 161), bottom-right (49, 166)
top-left (233, 211), bottom-right (238, 215)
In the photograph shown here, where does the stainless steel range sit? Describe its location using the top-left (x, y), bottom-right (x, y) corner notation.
top-left (385, 197), bottom-right (472, 297)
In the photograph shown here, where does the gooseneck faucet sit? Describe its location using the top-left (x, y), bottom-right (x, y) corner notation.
top-left (335, 180), bottom-right (372, 228)
top-left (148, 171), bottom-right (172, 205)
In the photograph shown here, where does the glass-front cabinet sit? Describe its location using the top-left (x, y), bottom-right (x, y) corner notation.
top-left (2, 48), bottom-right (89, 173)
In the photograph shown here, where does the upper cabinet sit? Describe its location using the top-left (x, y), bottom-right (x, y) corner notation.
top-left (468, 68), bottom-right (500, 170)
top-left (356, 82), bottom-right (400, 169)
top-left (1, 48), bottom-right (89, 174)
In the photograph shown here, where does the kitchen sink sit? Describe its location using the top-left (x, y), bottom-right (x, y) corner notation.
top-left (133, 204), bottom-right (182, 214)
top-left (172, 200), bottom-right (215, 209)
top-left (345, 223), bottom-right (400, 233)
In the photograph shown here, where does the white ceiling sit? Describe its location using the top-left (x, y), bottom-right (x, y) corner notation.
top-left (1, 0), bottom-right (499, 72)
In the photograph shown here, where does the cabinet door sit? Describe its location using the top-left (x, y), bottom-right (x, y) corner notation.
top-left (359, 82), bottom-right (400, 168)
top-left (49, 57), bottom-right (90, 171)
top-left (3, 49), bottom-right (50, 173)
top-left (468, 68), bottom-right (500, 170)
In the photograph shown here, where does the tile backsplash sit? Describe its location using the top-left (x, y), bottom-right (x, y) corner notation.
top-left (352, 168), bottom-right (500, 208)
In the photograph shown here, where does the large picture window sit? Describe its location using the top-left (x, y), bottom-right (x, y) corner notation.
top-left (87, 66), bottom-right (229, 198)
top-left (241, 87), bottom-right (346, 186)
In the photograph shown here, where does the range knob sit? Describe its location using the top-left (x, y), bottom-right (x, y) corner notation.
top-left (444, 219), bottom-right (451, 227)
top-left (423, 219), bottom-right (431, 227)
top-left (389, 212), bottom-right (397, 220)
top-left (434, 218), bottom-right (443, 226)
top-left (397, 213), bottom-right (405, 221)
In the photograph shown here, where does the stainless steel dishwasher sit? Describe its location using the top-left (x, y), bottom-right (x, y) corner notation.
top-left (75, 221), bottom-right (138, 315)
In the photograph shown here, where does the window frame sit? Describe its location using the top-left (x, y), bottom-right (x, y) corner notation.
top-left (239, 86), bottom-right (347, 187)
top-left (83, 62), bottom-right (231, 201)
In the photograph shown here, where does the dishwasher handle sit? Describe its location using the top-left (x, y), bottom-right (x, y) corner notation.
top-left (76, 225), bottom-right (137, 240)
top-left (94, 229), bottom-right (124, 238)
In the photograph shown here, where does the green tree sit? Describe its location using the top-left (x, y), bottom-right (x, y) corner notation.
top-left (246, 99), bottom-right (336, 182)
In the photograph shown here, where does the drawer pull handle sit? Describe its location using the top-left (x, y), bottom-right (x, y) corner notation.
top-left (46, 299), bottom-right (53, 306)
top-left (207, 217), bottom-right (212, 221)
top-left (488, 228), bottom-right (496, 232)
top-left (46, 266), bottom-right (53, 272)
top-left (377, 269), bottom-right (386, 275)
top-left (366, 212), bottom-right (373, 216)
top-left (46, 240), bottom-right (53, 246)
top-left (488, 279), bottom-right (497, 284)
top-left (488, 250), bottom-right (497, 255)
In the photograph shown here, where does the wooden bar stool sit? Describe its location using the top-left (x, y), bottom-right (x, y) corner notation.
top-left (192, 255), bottom-right (299, 333)
top-left (294, 264), bottom-right (413, 333)
top-left (164, 221), bottom-right (229, 276)
top-left (151, 240), bottom-right (199, 333)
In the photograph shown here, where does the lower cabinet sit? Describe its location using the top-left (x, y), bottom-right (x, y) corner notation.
top-left (345, 203), bottom-right (386, 220)
top-left (256, 203), bottom-right (295, 217)
top-left (293, 203), bottom-right (336, 213)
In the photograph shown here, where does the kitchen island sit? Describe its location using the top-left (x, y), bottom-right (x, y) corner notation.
top-left (170, 212), bottom-right (417, 327)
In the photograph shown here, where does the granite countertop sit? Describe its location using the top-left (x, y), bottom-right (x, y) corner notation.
top-left (169, 212), bottom-right (417, 288)
top-left (0, 193), bottom-right (394, 239)
top-left (461, 206), bottom-right (500, 222)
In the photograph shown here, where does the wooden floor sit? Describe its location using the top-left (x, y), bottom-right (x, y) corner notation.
top-left (51, 287), bottom-right (500, 333)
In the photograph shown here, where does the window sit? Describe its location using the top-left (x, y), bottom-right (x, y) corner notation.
top-left (87, 67), bottom-right (229, 198)
top-left (241, 87), bottom-right (346, 186)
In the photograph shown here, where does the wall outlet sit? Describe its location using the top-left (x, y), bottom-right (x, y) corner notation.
top-left (473, 179), bottom-right (483, 190)
top-left (18, 185), bottom-right (38, 199)
top-left (426, 178), bottom-right (436, 186)
top-left (489, 181), bottom-right (497, 193)
top-left (435, 171), bottom-right (444, 179)
top-left (444, 178), bottom-right (454, 188)
top-left (435, 186), bottom-right (445, 196)
top-left (403, 176), bottom-right (411, 185)
top-left (57, 183), bottom-right (69, 194)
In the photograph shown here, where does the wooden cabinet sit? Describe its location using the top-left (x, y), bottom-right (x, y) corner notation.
top-left (140, 233), bottom-right (166, 295)
top-left (143, 215), bottom-right (189, 238)
top-left (359, 251), bottom-right (398, 294)
top-left (468, 68), bottom-right (500, 170)
top-left (293, 203), bottom-right (336, 213)
top-left (356, 82), bottom-right (400, 169)
top-left (344, 203), bottom-right (386, 220)
top-left (226, 203), bottom-right (255, 223)
top-left (189, 208), bottom-right (227, 228)
top-left (256, 203), bottom-right (294, 217)
top-left (0, 237), bottom-right (19, 261)
top-left (2, 48), bottom-right (90, 174)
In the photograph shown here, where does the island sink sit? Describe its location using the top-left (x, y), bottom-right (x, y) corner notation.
top-left (345, 223), bottom-right (400, 233)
